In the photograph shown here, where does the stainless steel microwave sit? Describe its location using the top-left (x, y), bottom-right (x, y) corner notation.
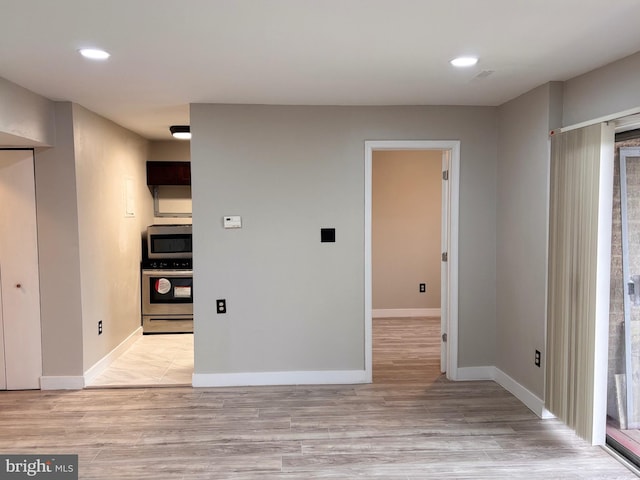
top-left (146, 224), bottom-right (192, 259)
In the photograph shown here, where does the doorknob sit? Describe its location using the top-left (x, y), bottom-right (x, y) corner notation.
top-left (15, 284), bottom-right (21, 289)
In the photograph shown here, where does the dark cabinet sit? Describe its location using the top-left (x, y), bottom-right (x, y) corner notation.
top-left (146, 161), bottom-right (191, 186)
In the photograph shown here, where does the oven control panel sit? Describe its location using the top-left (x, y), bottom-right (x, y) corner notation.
top-left (142, 258), bottom-right (192, 270)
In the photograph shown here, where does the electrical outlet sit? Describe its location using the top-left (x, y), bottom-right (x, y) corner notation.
top-left (419, 283), bottom-right (426, 293)
top-left (216, 299), bottom-right (227, 314)
top-left (98, 320), bottom-right (103, 335)
top-left (535, 349), bottom-right (541, 367)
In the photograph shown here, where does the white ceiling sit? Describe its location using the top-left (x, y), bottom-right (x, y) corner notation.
top-left (1, 0), bottom-right (640, 140)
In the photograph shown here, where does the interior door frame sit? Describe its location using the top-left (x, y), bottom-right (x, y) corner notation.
top-left (364, 140), bottom-right (460, 382)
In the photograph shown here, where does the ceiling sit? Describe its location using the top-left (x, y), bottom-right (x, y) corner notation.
top-left (1, 0), bottom-right (640, 140)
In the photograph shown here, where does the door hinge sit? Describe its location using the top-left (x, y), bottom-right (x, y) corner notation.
top-left (442, 252), bottom-right (448, 262)
top-left (442, 333), bottom-right (448, 342)
top-left (442, 170), bottom-right (449, 181)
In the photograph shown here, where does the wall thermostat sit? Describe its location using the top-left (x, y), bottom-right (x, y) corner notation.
top-left (223, 216), bottom-right (242, 229)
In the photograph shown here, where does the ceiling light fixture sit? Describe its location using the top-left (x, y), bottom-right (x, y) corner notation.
top-left (79, 48), bottom-right (110, 60)
top-left (450, 56), bottom-right (478, 67)
top-left (170, 125), bottom-right (191, 140)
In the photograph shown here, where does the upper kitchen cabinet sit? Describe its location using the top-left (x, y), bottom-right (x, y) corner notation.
top-left (147, 141), bottom-right (192, 219)
top-left (146, 161), bottom-right (191, 186)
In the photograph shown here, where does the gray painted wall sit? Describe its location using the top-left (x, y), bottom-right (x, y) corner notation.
top-left (496, 83), bottom-right (562, 398)
top-left (190, 104), bottom-right (497, 374)
top-left (34, 102), bottom-right (84, 376)
top-left (563, 51), bottom-right (640, 127)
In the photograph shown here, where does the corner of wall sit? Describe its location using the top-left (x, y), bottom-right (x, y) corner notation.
top-left (456, 366), bottom-right (552, 419)
top-left (35, 101), bottom-right (84, 378)
top-left (0, 77), bottom-right (56, 146)
top-left (548, 81), bottom-right (564, 131)
top-left (495, 82), bottom-right (553, 401)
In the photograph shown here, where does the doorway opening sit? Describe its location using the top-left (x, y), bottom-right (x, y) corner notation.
top-left (364, 140), bottom-right (459, 383)
top-left (371, 149), bottom-right (442, 384)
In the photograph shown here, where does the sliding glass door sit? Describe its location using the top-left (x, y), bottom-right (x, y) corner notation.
top-left (607, 145), bottom-right (640, 466)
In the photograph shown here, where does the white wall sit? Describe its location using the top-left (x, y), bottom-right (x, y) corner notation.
top-left (191, 104), bottom-right (497, 377)
top-left (0, 77), bottom-right (54, 146)
top-left (496, 83), bottom-right (563, 398)
top-left (71, 104), bottom-right (152, 372)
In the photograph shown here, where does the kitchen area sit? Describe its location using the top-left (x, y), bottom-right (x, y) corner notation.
top-left (87, 139), bottom-right (194, 388)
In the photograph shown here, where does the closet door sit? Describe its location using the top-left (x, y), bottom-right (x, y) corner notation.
top-left (0, 149), bottom-right (42, 390)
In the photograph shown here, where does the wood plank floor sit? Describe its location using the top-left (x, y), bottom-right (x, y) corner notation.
top-left (0, 317), bottom-right (636, 479)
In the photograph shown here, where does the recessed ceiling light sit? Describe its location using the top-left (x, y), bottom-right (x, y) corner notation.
top-left (79, 48), bottom-right (110, 60)
top-left (170, 125), bottom-right (191, 140)
top-left (450, 56), bottom-right (478, 67)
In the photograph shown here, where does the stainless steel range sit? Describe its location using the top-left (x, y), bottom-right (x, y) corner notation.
top-left (141, 225), bottom-right (193, 334)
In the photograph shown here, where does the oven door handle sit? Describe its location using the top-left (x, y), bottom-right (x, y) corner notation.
top-left (142, 270), bottom-right (193, 277)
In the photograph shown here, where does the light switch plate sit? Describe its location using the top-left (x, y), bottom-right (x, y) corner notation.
top-left (223, 216), bottom-right (242, 229)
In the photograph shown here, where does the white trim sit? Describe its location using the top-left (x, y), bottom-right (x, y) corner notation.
top-left (441, 150), bottom-right (449, 373)
top-left (83, 327), bottom-right (143, 386)
top-left (603, 445), bottom-right (640, 477)
top-left (456, 366), bottom-right (495, 381)
top-left (553, 106), bottom-right (640, 134)
top-left (447, 142), bottom-right (460, 380)
top-left (494, 368), bottom-right (554, 419)
top-left (40, 376), bottom-right (84, 390)
top-left (364, 140), bottom-right (460, 383)
top-left (364, 144), bottom-right (373, 383)
top-left (456, 366), bottom-right (553, 419)
top-left (192, 370), bottom-right (367, 388)
top-left (591, 123), bottom-right (615, 445)
top-left (372, 308), bottom-right (441, 318)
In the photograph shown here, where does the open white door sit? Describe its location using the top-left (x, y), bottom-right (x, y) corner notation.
top-left (0, 149), bottom-right (43, 390)
top-left (440, 150), bottom-right (450, 373)
top-left (0, 265), bottom-right (5, 390)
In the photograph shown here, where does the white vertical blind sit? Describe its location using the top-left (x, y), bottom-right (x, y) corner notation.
top-left (546, 123), bottom-right (614, 444)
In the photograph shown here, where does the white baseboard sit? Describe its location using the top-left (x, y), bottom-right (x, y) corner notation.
top-left (454, 366), bottom-right (553, 419)
top-left (493, 368), bottom-right (554, 419)
top-left (192, 370), bottom-right (368, 388)
top-left (40, 376), bottom-right (85, 390)
top-left (372, 308), bottom-right (441, 318)
top-left (84, 327), bottom-right (142, 385)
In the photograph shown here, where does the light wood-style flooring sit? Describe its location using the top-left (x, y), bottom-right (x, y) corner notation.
top-left (0, 317), bottom-right (636, 478)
